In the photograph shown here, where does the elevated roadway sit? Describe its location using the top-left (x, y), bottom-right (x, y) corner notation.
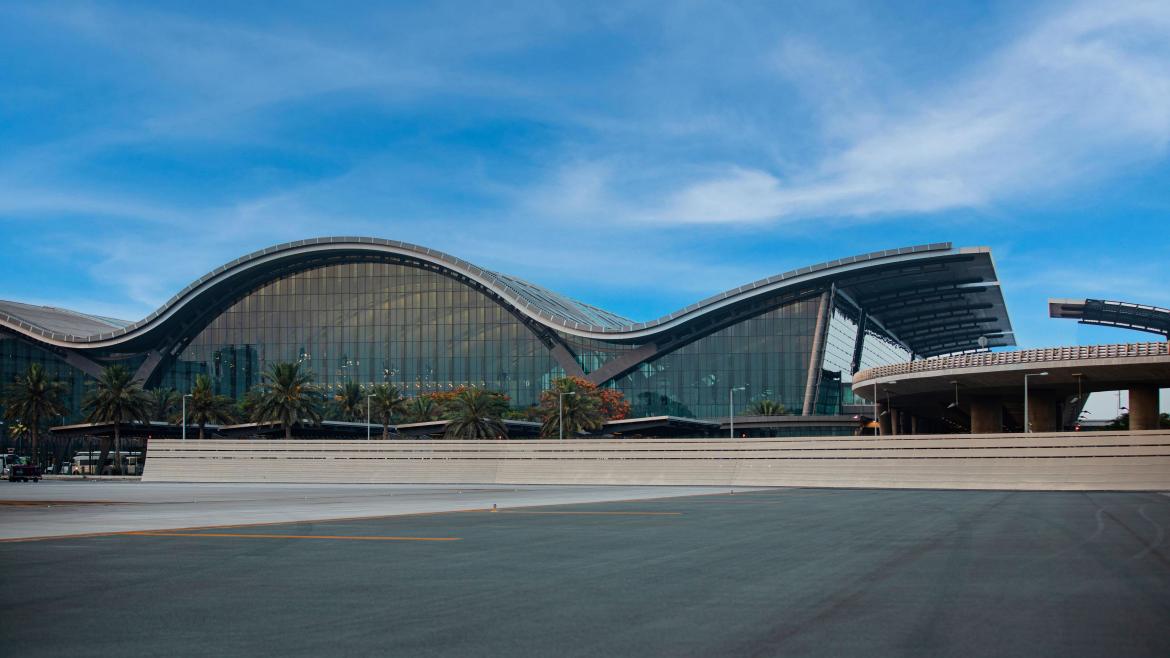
top-left (854, 342), bottom-right (1170, 433)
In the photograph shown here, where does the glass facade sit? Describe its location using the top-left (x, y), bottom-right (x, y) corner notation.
top-left (610, 298), bottom-right (820, 418)
top-left (3, 257), bottom-right (925, 426)
top-left (156, 263), bottom-right (565, 406)
top-left (859, 323), bottom-right (913, 372)
top-left (0, 336), bottom-right (91, 424)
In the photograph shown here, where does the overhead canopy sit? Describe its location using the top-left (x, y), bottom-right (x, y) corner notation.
top-left (830, 249), bottom-right (1014, 357)
top-left (603, 416), bottom-right (721, 437)
top-left (1050, 298), bottom-right (1170, 339)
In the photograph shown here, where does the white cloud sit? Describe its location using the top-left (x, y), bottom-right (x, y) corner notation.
top-left (629, 0), bottom-right (1170, 223)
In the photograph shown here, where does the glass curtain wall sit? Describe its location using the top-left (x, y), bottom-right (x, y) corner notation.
top-left (0, 336), bottom-right (90, 424)
top-left (157, 262), bottom-right (564, 406)
top-left (609, 298), bottom-right (820, 418)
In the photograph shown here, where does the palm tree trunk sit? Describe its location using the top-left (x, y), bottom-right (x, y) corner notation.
top-left (199, 423), bottom-right (205, 440)
top-left (114, 425), bottom-right (122, 475)
top-left (97, 437), bottom-right (112, 476)
top-left (30, 426), bottom-right (40, 467)
top-left (382, 423), bottom-right (389, 440)
top-left (284, 422), bottom-right (292, 440)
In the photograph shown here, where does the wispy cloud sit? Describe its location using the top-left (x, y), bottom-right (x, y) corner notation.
top-left (535, 1), bottom-right (1170, 224)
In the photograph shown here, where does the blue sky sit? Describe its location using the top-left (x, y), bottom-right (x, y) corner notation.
top-left (1, 1), bottom-right (1168, 416)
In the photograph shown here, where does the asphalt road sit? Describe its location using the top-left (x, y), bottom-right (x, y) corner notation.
top-left (2, 488), bottom-right (1168, 657)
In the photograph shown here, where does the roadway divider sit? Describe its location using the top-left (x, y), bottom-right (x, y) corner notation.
top-left (141, 430), bottom-right (1170, 490)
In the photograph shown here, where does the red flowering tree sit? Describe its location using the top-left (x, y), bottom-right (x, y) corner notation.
top-left (538, 377), bottom-right (630, 438)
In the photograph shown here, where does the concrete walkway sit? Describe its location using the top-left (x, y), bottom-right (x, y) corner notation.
top-left (0, 481), bottom-right (760, 540)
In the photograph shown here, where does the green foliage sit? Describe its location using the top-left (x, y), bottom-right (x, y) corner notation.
top-left (368, 383), bottom-right (408, 439)
top-left (148, 387), bottom-right (180, 422)
top-left (504, 406), bottom-right (542, 421)
top-left (249, 362), bottom-right (324, 439)
top-left (186, 374), bottom-right (236, 439)
top-left (1106, 412), bottom-right (1170, 430)
top-left (3, 363), bottom-right (67, 465)
top-left (539, 377), bottom-right (605, 439)
top-left (443, 386), bottom-right (509, 439)
top-left (406, 396), bottom-right (442, 423)
top-left (748, 400), bottom-right (788, 416)
top-left (333, 380), bottom-right (365, 421)
top-left (83, 365), bottom-right (151, 473)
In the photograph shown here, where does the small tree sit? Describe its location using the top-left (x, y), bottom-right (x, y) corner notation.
top-left (406, 395), bottom-right (443, 423)
top-left (749, 400), bottom-right (788, 416)
top-left (443, 386), bottom-right (509, 439)
top-left (148, 387), bottom-right (180, 422)
top-left (186, 374), bottom-right (236, 439)
top-left (539, 377), bottom-right (606, 439)
top-left (368, 383), bottom-right (407, 439)
top-left (83, 365), bottom-right (151, 474)
top-left (250, 362), bottom-right (324, 439)
top-left (2, 364), bottom-right (67, 466)
top-left (334, 381), bottom-right (365, 421)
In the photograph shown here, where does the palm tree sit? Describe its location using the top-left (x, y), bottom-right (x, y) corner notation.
top-left (539, 377), bottom-right (604, 439)
top-left (148, 387), bottom-right (180, 422)
top-left (83, 365), bottom-right (151, 474)
top-left (368, 384), bottom-right (407, 439)
top-left (334, 380), bottom-right (365, 421)
top-left (250, 362), bottom-right (324, 439)
top-left (444, 387), bottom-right (509, 439)
top-left (749, 400), bottom-right (788, 416)
top-left (186, 374), bottom-right (236, 439)
top-left (2, 364), bottom-right (67, 466)
top-left (406, 396), bottom-right (442, 423)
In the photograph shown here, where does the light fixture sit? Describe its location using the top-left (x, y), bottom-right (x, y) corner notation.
top-left (1069, 373), bottom-right (1083, 404)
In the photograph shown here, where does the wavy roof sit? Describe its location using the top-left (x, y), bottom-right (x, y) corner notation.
top-left (0, 237), bottom-right (1014, 357)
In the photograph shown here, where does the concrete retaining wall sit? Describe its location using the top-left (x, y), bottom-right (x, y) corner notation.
top-left (141, 430), bottom-right (1170, 490)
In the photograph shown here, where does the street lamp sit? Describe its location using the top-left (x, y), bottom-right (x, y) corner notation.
top-left (182, 393), bottom-right (193, 441)
top-left (1023, 371), bottom-right (1049, 433)
top-left (1069, 373), bottom-right (1083, 404)
top-left (367, 393), bottom-right (375, 441)
top-left (729, 386), bottom-right (746, 439)
top-left (559, 391), bottom-right (577, 440)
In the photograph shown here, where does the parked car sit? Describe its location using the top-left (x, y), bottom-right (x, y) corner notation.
top-left (1, 454), bottom-right (26, 479)
top-left (7, 462), bottom-right (41, 482)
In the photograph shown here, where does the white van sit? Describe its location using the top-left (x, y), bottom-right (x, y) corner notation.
top-left (71, 451), bottom-right (144, 475)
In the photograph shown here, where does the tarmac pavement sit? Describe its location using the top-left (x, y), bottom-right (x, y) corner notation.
top-left (1, 485), bottom-right (1168, 656)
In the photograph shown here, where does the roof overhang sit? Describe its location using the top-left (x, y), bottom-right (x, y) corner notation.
top-left (1050, 298), bottom-right (1170, 338)
top-left (0, 238), bottom-right (1015, 358)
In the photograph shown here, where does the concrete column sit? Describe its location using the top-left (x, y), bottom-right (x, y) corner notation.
top-left (878, 403), bottom-right (893, 436)
top-left (970, 397), bottom-right (1003, 434)
top-left (801, 289), bottom-right (833, 416)
top-left (1130, 386), bottom-right (1160, 430)
top-left (1027, 392), bottom-right (1058, 433)
top-left (910, 415), bottom-right (919, 435)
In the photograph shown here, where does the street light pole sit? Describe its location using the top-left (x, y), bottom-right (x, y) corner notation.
top-left (182, 393), bottom-right (192, 441)
top-left (367, 394), bottom-right (374, 441)
top-left (729, 387), bottom-right (746, 439)
top-left (559, 391), bottom-right (576, 440)
top-left (1023, 371), bottom-right (1049, 433)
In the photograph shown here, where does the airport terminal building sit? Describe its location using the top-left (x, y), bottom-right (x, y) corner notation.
top-left (0, 238), bottom-right (1014, 433)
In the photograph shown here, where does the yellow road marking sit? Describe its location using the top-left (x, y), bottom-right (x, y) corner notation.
top-left (125, 532), bottom-right (460, 541)
top-left (489, 510), bottom-right (681, 516)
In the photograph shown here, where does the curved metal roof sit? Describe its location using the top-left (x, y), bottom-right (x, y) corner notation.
top-left (0, 237), bottom-right (1014, 356)
top-left (1049, 298), bottom-right (1170, 338)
